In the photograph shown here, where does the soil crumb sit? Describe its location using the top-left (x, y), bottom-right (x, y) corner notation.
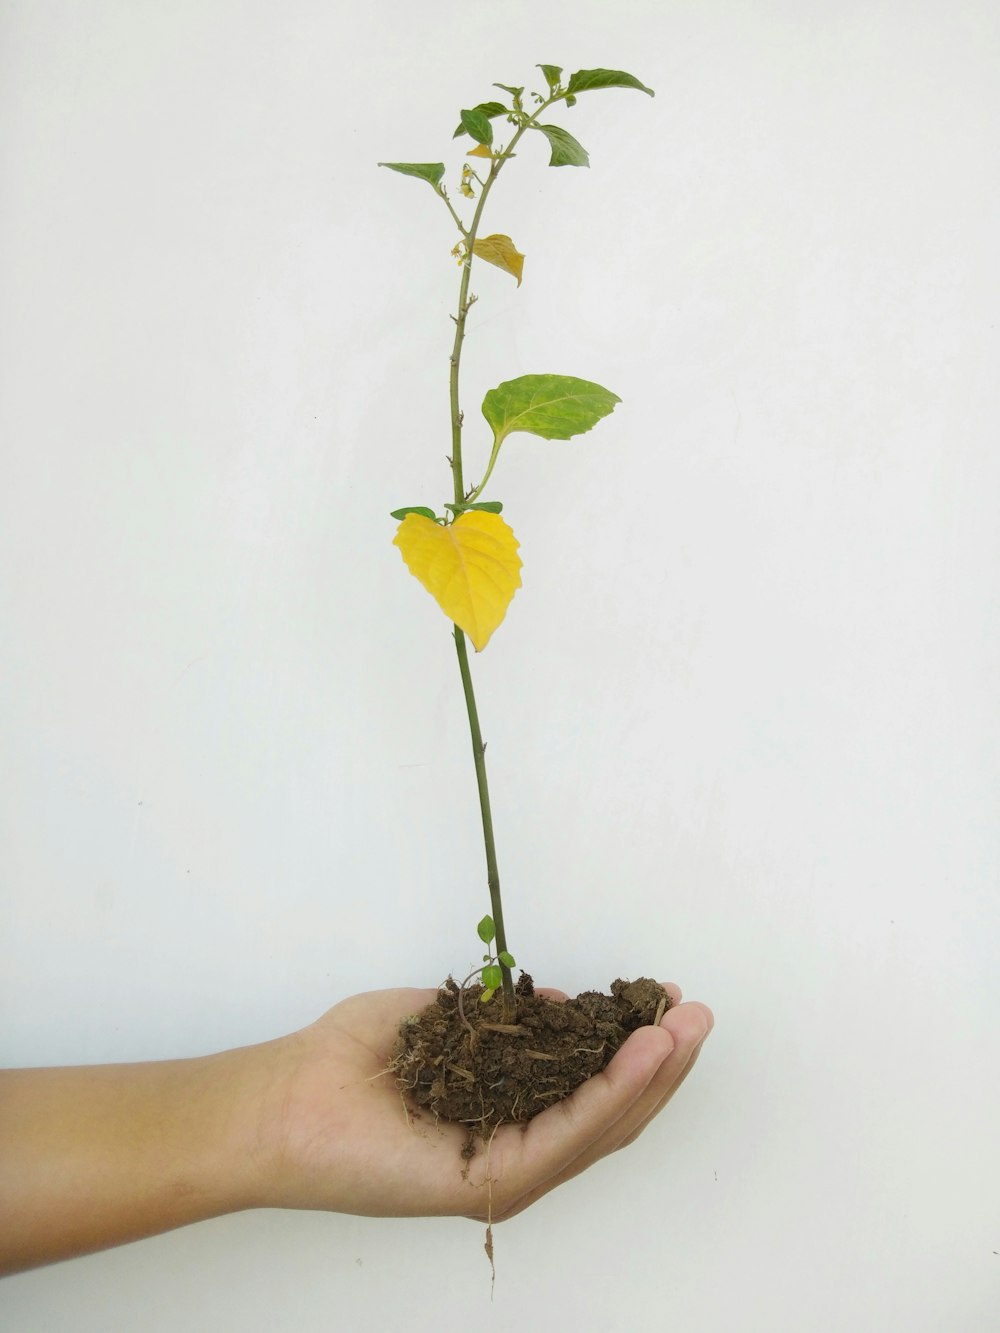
top-left (391, 975), bottom-right (669, 1135)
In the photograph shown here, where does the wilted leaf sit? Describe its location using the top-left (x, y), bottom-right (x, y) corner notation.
top-left (479, 988), bottom-right (496, 1004)
top-left (482, 374), bottom-right (621, 449)
top-left (452, 101), bottom-right (508, 138)
top-left (467, 143), bottom-right (494, 159)
top-left (533, 123), bottom-right (589, 168)
top-left (377, 161), bottom-right (445, 190)
top-left (459, 107), bottom-right (493, 146)
top-left (538, 64), bottom-right (562, 91)
top-left (472, 233), bottom-right (525, 285)
top-left (566, 68), bottom-right (654, 97)
top-left (393, 511), bottom-right (522, 651)
top-left (390, 506), bottom-right (438, 521)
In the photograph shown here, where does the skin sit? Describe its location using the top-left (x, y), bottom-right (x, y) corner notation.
top-left (0, 983), bottom-right (712, 1276)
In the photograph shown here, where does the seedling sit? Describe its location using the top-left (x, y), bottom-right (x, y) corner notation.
top-left (473, 915), bottom-right (516, 1006)
top-left (381, 64), bottom-right (653, 1020)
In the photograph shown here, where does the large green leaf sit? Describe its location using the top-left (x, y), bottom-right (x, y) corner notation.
top-left (452, 101), bottom-right (508, 138)
top-left (459, 107), bottom-right (493, 145)
top-left (533, 123), bottom-right (589, 167)
top-left (482, 374), bottom-right (621, 448)
top-left (566, 68), bottom-right (654, 97)
top-left (377, 161), bottom-right (445, 190)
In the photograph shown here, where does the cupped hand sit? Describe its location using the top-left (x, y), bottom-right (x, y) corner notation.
top-left (247, 983), bottom-right (713, 1223)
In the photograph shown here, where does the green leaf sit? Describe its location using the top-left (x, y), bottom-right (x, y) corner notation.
top-left (477, 915), bottom-right (496, 945)
top-left (390, 506), bottom-right (438, 522)
top-left (566, 68), bottom-right (654, 97)
top-left (479, 987), bottom-right (496, 1004)
top-left (533, 123), bottom-right (589, 168)
top-left (446, 501), bottom-right (504, 515)
top-left (452, 101), bottom-right (508, 138)
top-left (459, 107), bottom-right (493, 146)
top-left (538, 64), bottom-right (562, 91)
top-left (377, 161), bottom-right (446, 191)
top-left (482, 374), bottom-right (621, 450)
top-left (498, 950), bottom-right (516, 968)
top-left (494, 83), bottom-right (524, 99)
top-left (482, 965), bottom-right (502, 991)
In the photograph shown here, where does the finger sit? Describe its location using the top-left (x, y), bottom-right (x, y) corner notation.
top-left (493, 1023), bottom-right (674, 1211)
top-left (497, 1003), bottom-right (711, 1218)
top-left (611, 1002), bottom-right (714, 1151)
top-left (534, 988), bottom-right (570, 1003)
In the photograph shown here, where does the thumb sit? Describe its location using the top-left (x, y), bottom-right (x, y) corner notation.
top-left (515, 1025), bottom-right (675, 1184)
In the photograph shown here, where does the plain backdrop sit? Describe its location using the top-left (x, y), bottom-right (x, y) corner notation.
top-left (2, 1), bottom-right (998, 1329)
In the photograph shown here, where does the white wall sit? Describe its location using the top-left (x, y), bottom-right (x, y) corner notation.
top-left (2, 2), bottom-right (998, 1328)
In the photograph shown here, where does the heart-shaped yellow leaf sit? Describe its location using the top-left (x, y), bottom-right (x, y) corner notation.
top-left (393, 511), bottom-right (522, 651)
top-left (472, 233), bottom-right (525, 286)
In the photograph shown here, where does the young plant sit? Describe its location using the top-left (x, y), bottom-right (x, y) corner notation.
top-left (473, 915), bottom-right (515, 1006)
top-left (381, 65), bottom-right (654, 1019)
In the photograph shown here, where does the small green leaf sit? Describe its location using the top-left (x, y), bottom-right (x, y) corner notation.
top-left (538, 64), bottom-right (562, 91)
top-left (452, 102), bottom-right (507, 138)
top-left (483, 374), bottom-right (621, 450)
top-left (377, 161), bottom-right (446, 191)
top-left (459, 108), bottom-right (493, 146)
top-left (445, 501), bottom-right (504, 515)
top-left (477, 915), bottom-right (496, 945)
top-left (482, 965), bottom-right (502, 991)
top-left (479, 987), bottom-right (496, 1004)
top-left (498, 951), bottom-right (516, 968)
top-left (390, 506), bottom-right (438, 521)
top-left (533, 123), bottom-right (589, 168)
top-left (494, 83), bottom-right (524, 99)
top-left (566, 68), bottom-right (654, 97)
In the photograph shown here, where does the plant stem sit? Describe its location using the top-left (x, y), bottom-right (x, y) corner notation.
top-left (445, 93), bottom-right (563, 1019)
top-left (447, 95), bottom-right (560, 502)
top-left (453, 626), bottom-right (515, 1017)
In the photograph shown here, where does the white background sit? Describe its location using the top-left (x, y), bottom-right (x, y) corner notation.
top-left (2, 1), bottom-right (998, 1329)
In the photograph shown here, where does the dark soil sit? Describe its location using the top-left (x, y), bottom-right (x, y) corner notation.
top-left (391, 973), bottom-right (670, 1136)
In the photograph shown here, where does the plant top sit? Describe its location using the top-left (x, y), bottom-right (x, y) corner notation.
top-left (381, 65), bottom-right (654, 651)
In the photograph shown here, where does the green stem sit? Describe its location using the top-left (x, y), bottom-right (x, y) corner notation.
top-left (445, 92), bottom-right (564, 1018)
top-left (453, 626), bottom-right (515, 1017)
top-left (448, 94), bottom-right (561, 501)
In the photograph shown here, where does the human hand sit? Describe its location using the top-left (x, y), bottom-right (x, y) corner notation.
top-left (245, 983), bottom-right (713, 1223)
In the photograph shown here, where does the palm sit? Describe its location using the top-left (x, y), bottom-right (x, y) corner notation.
top-left (269, 983), bottom-right (710, 1222)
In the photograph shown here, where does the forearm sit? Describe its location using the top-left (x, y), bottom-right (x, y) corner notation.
top-left (0, 1047), bottom-right (271, 1275)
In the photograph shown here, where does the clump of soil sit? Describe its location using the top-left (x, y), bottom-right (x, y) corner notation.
top-left (391, 973), bottom-right (669, 1135)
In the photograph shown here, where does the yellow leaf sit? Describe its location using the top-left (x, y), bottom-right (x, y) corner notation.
top-left (472, 233), bottom-right (525, 287)
top-left (393, 511), bottom-right (522, 651)
top-left (468, 143), bottom-right (494, 159)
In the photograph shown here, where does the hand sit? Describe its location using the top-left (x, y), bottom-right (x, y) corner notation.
top-left (0, 983), bottom-right (711, 1273)
top-left (248, 983), bottom-right (713, 1222)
